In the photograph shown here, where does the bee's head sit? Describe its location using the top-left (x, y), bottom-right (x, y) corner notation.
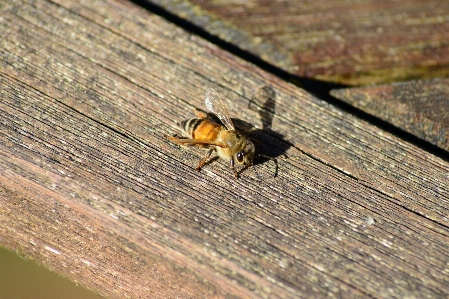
top-left (235, 139), bottom-right (255, 166)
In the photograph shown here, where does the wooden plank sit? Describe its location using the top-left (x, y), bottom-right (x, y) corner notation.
top-left (331, 78), bottom-right (449, 151)
top-left (1, 0), bottom-right (449, 298)
top-left (146, 0), bottom-right (449, 85)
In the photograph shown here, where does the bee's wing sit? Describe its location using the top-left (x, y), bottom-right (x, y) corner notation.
top-left (205, 88), bottom-right (235, 131)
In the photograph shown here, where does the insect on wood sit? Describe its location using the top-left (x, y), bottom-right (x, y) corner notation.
top-left (166, 88), bottom-right (255, 178)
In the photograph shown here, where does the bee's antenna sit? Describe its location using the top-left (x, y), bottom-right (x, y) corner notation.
top-left (256, 153), bottom-right (282, 178)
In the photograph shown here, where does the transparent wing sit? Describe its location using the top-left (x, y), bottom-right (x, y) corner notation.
top-left (205, 88), bottom-right (235, 131)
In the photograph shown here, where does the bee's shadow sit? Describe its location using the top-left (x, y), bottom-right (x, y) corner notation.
top-left (235, 85), bottom-right (292, 177)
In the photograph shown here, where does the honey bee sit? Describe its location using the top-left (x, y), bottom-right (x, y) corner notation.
top-left (167, 88), bottom-right (255, 178)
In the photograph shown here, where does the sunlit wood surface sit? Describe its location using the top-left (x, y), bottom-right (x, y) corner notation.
top-left (1, 0), bottom-right (448, 298)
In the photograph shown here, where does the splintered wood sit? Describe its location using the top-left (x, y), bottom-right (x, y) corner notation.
top-left (1, 0), bottom-right (448, 298)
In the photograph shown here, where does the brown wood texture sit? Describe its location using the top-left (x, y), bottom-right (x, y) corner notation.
top-left (331, 78), bottom-right (449, 151)
top-left (147, 0), bottom-right (449, 85)
top-left (1, 0), bottom-right (449, 298)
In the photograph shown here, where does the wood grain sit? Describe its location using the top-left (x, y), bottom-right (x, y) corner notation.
top-left (1, 0), bottom-right (449, 298)
top-left (331, 78), bottom-right (449, 151)
top-left (147, 0), bottom-right (449, 85)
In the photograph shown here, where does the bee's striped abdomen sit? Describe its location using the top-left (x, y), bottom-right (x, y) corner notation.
top-left (181, 118), bottom-right (201, 137)
top-left (181, 118), bottom-right (221, 141)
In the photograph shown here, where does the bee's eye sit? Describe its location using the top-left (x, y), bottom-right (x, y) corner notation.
top-left (236, 151), bottom-right (244, 163)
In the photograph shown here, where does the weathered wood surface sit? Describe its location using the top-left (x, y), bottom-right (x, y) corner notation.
top-left (145, 0), bottom-right (449, 85)
top-left (1, 0), bottom-right (449, 298)
top-left (331, 78), bottom-right (449, 151)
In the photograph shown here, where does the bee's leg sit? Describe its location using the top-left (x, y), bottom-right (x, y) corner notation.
top-left (167, 136), bottom-right (227, 148)
top-left (229, 157), bottom-right (239, 178)
top-left (166, 136), bottom-right (188, 144)
top-left (196, 148), bottom-right (214, 171)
